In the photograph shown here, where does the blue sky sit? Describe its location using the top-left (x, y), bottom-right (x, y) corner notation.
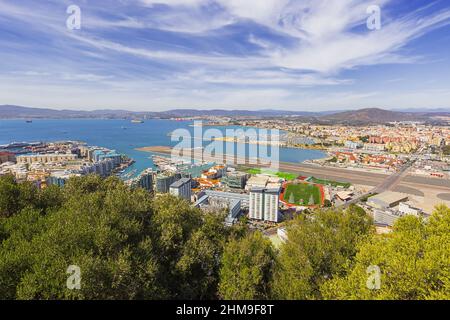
top-left (0, 0), bottom-right (449, 111)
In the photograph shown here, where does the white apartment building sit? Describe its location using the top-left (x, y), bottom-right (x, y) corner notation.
top-left (264, 188), bottom-right (281, 223)
top-left (17, 153), bottom-right (77, 164)
top-left (249, 188), bottom-right (265, 220)
top-left (249, 187), bottom-right (281, 223)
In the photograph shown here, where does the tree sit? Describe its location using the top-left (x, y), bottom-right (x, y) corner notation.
top-left (0, 175), bottom-right (62, 218)
top-left (272, 206), bottom-right (373, 299)
top-left (0, 175), bottom-right (230, 300)
top-left (219, 232), bottom-right (275, 300)
top-left (0, 175), bottom-right (21, 217)
top-left (321, 205), bottom-right (450, 300)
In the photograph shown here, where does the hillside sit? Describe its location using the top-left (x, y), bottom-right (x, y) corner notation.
top-left (317, 108), bottom-right (432, 124)
top-left (0, 105), bottom-right (449, 123)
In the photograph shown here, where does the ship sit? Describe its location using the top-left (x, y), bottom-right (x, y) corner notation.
top-left (131, 119), bottom-right (144, 124)
top-left (26, 120), bottom-right (33, 123)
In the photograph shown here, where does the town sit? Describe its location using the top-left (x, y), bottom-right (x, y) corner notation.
top-left (1, 122), bottom-right (449, 247)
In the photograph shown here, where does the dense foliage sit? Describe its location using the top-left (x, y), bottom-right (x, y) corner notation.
top-left (0, 174), bottom-right (231, 299)
top-left (0, 174), bottom-right (449, 300)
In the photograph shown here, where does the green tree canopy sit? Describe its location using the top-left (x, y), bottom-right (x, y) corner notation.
top-left (219, 231), bottom-right (275, 300)
top-left (272, 205), bottom-right (374, 299)
top-left (321, 205), bottom-right (450, 300)
top-left (0, 175), bottom-right (229, 300)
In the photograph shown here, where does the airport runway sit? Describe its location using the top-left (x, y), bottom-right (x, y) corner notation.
top-left (137, 146), bottom-right (450, 195)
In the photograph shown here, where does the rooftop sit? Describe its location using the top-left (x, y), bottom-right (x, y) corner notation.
top-left (170, 177), bottom-right (191, 188)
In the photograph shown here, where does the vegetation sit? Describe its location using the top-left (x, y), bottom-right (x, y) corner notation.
top-left (284, 183), bottom-right (322, 206)
top-left (307, 177), bottom-right (351, 188)
top-left (219, 232), bottom-right (275, 300)
top-left (272, 205), bottom-right (373, 299)
top-left (0, 174), bottom-right (232, 299)
top-left (275, 172), bottom-right (297, 181)
top-left (245, 168), bottom-right (261, 175)
top-left (1, 174), bottom-right (449, 300)
top-left (244, 168), bottom-right (297, 181)
top-left (321, 205), bottom-right (450, 300)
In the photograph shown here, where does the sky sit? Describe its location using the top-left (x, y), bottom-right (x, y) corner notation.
top-left (0, 0), bottom-right (449, 111)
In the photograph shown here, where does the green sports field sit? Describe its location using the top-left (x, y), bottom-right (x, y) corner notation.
top-left (307, 177), bottom-right (351, 188)
top-left (245, 168), bottom-right (297, 181)
top-left (283, 183), bottom-right (322, 206)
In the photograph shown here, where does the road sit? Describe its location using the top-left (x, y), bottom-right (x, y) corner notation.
top-left (139, 146), bottom-right (447, 201)
top-left (341, 160), bottom-right (415, 208)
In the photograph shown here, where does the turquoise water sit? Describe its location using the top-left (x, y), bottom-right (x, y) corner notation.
top-left (0, 119), bottom-right (326, 176)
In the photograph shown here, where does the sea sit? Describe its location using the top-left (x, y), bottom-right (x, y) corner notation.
top-left (0, 119), bottom-right (326, 178)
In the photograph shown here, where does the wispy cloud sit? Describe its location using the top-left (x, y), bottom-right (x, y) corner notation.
top-left (0, 0), bottom-right (449, 110)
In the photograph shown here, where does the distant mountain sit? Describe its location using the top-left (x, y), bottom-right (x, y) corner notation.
top-left (0, 105), bottom-right (327, 119)
top-left (0, 105), bottom-right (154, 119)
top-left (317, 108), bottom-right (450, 124)
top-left (1, 105), bottom-right (449, 124)
top-left (162, 108), bottom-right (323, 117)
top-left (394, 107), bottom-right (450, 113)
top-left (317, 108), bottom-right (423, 124)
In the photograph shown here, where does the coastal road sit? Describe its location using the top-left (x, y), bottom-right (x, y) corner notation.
top-left (340, 160), bottom-right (415, 208)
top-left (138, 146), bottom-right (448, 198)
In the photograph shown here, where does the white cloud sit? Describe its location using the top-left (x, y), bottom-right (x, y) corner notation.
top-left (1, 0), bottom-right (450, 110)
top-left (131, 0), bottom-right (450, 74)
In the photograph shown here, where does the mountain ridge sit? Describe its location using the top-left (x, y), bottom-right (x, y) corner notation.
top-left (1, 105), bottom-right (449, 124)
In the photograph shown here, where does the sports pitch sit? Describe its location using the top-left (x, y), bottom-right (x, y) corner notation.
top-left (283, 183), bottom-right (322, 206)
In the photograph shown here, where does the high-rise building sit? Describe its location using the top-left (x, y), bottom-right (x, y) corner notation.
top-left (137, 170), bottom-right (153, 192)
top-left (264, 187), bottom-right (281, 223)
top-left (169, 177), bottom-right (192, 201)
top-left (249, 187), bottom-right (280, 222)
top-left (249, 187), bottom-right (265, 220)
top-left (128, 169), bottom-right (154, 192)
top-left (156, 173), bottom-right (179, 193)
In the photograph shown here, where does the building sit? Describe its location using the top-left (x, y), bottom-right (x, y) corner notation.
top-left (0, 151), bottom-right (16, 164)
top-left (336, 191), bottom-right (354, 202)
top-left (156, 173), bottom-right (179, 193)
top-left (201, 165), bottom-right (227, 180)
top-left (195, 195), bottom-right (242, 226)
top-left (264, 187), bottom-right (281, 222)
top-left (16, 153), bottom-right (77, 164)
top-left (373, 209), bottom-right (403, 227)
top-left (203, 190), bottom-right (250, 208)
top-left (222, 171), bottom-right (248, 189)
top-left (246, 175), bottom-right (269, 191)
top-left (367, 191), bottom-right (409, 209)
top-left (169, 177), bottom-right (192, 201)
top-left (249, 187), bottom-right (265, 220)
top-left (344, 141), bottom-right (362, 149)
top-left (249, 186), bottom-right (281, 222)
top-left (363, 143), bottom-right (386, 152)
top-left (249, 187), bottom-right (281, 222)
top-left (91, 149), bottom-right (123, 165)
top-left (46, 171), bottom-right (81, 187)
top-left (398, 202), bottom-right (422, 216)
top-left (128, 169), bottom-right (154, 192)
